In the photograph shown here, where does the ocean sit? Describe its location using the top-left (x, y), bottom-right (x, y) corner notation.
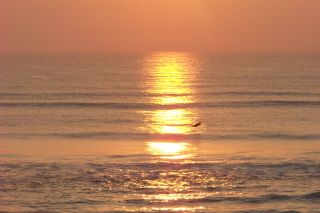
top-left (0, 52), bottom-right (319, 213)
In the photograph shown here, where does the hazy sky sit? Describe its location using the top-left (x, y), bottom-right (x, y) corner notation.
top-left (1, 0), bottom-right (320, 53)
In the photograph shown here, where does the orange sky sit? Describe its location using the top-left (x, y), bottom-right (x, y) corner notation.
top-left (1, 0), bottom-right (320, 53)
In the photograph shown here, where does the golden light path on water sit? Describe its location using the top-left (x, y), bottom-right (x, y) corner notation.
top-left (140, 52), bottom-right (201, 135)
top-left (138, 53), bottom-right (207, 212)
top-left (147, 142), bottom-right (193, 160)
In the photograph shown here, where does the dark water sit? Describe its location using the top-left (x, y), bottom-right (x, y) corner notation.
top-left (0, 52), bottom-right (319, 212)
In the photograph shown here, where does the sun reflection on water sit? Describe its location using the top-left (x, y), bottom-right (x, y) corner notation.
top-left (139, 206), bottom-right (206, 212)
top-left (137, 53), bottom-right (208, 211)
top-left (140, 52), bottom-right (201, 135)
top-left (147, 142), bottom-right (194, 159)
top-left (142, 193), bottom-right (209, 202)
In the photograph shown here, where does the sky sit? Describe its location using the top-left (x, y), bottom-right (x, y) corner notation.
top-left (1, 0), bottom-right (320, 53)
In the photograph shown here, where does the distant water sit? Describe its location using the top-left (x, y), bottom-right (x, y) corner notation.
top-left (1, 52), bottom-right (319, 212)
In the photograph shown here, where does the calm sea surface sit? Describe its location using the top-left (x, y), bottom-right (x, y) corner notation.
top-left (0, 52), bottom-right (319, 212)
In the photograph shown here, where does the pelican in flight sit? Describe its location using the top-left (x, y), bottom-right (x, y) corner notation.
top-left (192, 122), bottom-right (201, 127)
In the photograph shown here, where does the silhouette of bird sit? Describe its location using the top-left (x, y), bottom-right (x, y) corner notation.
top-left (192, 122), bottom-right (201, 127)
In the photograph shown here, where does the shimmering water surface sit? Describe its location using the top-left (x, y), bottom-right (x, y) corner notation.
top-left (1, 52), bottom-right (319, 212)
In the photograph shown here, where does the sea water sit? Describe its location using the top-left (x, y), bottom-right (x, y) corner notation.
top-left (0, 52), bottom-right (319, 212)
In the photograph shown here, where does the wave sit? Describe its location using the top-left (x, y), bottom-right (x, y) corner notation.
top-left (0, 92), bottom-right (143, 98)
top-left (2, 131), bottom-right (319, 141)
top-left (202, 91), bottom-right (320, 97)
top-left (124, 192), bottom-right (320, 206)
top-left (1, 91), bottom-right (320, 100)
top-left (205, 100), bottom-right (320, 108)
top-left (204, 133), bottom-right (320, 141)
top-left (1, 100), bottom-right (319, 109)
top-left (0, 102), bottom-right (152, 109)
top-left (1, 151), bottom-right (319, 212)
top-left (251, 133), bottom-right (320, 140)
top-left (302, 191), bottom-right (320, 200)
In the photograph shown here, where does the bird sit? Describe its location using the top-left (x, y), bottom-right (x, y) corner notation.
top-left (192, 122), bottom-right (201, 127)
